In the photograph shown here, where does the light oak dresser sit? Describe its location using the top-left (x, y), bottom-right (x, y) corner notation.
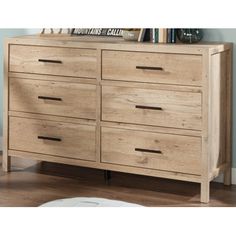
top-left (3, 35), bottom-right (232, 203)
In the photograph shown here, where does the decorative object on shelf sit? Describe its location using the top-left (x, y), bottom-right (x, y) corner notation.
top-left (71, 28), bottom-right (123, 37)
top-left (122, 28), bottom-right (140, 41)
top-left (177, 29), bottom-right (203, 44)
top-left (40, 28), bottom-right (54, 34)
top-left (40, 28), bottom-right (72, 36)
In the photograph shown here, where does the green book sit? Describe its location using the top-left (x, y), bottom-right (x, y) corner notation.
top-left (154, 29), bottom-right (159, 43)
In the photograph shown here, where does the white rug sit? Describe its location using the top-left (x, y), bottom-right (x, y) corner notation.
top-left (40, 197), bottom-right (142, 207)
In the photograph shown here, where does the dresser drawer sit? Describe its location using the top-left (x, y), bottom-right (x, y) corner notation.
top-left (9, 117), bottom-right (96, 161)
top-left (101, 127), bottom-right (201, 175)
top-left (9, 78), bottom-right (96, 119)
top-left (10, 45), bottom-right (97, 78)
top-left (102, 50), bottom-right (202, 86)
top-left (102, 86), bottom-right (202, 130)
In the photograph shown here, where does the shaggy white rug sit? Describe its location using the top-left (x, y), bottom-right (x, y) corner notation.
top-left (40, 197), bottom-right (142, 207)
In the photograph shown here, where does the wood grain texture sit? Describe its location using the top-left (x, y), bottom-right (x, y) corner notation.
top-left (102, 85), bottom-right (202, 130)
top-left (101, 79), bottom-right (202, 93)
top-left (9, 117), bottom-right (96, 161)
top-left (9, 77), bottom-right (96, 119)
top-left (8, 111), bottom-right (96, 125)
top-left (10, 45), bottom-right (97, 78)
top-left (3, 40), bottom-right (10, 171)
top-left (200, 51), bottom-right (211, 203)
top-left (101, 121), bottom-right (201, 137)
top-left (102, 50), bottom-right (202, 86)
top-left (95, 49), bottom-right (102, 163)
top-left (8, 150), bottom-right (201, 183)
top-left (9, 72), bottom-right (98, 84)
top-left (101, 127), bottom-right (201, 175)
top-left (3, 35), bottom-right (232, 203)
top-left (224, 48), bottom-right (233, 185)
top-left (210, 52), bottom-right (227, 173)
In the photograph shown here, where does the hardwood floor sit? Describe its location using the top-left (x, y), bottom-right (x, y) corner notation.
top-left (0, 155), bottom-right (236, 207)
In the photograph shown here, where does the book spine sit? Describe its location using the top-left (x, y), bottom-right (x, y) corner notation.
top-left (151, 28), bottom-right (158, 43)
top-left (150, 29), bottom-right (153, 43)
top-left (158, 28), bottom-right (164, 43)
top-left (171, 29), bottom-right (176, 43)
top-left (144, 29), bottom-right (150, 42)
top-left (167, 29), bottom-right (172, 43)
top-left (138, 29), bottom-right (143, 42)
top-left (141, 29), bottom-right (146, 42)
top-left (138, 28), bottom-right (146, 42)
top-left (155, 29), bottom-right (159, 43)
top-left (152, 28), bottom-right (155, 43)
top-left (163, 29), bottom-right (167, 43)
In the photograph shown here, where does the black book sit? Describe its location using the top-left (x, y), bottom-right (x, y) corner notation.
top-left (143, 29), bottom-right (150, 41)
top-left (167, 29), bottom-right (172, 43)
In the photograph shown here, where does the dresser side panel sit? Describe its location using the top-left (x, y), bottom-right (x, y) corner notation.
top-left (210, 51), bottom-right (228, 174)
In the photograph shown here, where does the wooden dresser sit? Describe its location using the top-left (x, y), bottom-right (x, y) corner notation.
top-left (3, 35), bottom-right (232, 203)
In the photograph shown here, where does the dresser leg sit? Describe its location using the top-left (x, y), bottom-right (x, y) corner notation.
top-left (104, 170), bottom-right (111, 184)
top-left (200, 181), bottom-right (210, 203)
top-left (2, 154), bottom-right (11, 172)
top-left (224, 165), bottom-right (232, 186)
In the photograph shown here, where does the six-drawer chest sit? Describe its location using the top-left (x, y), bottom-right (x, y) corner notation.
top-left (3, 35), bottom-right (232, 203)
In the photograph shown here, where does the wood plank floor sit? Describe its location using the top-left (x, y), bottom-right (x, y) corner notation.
top-left (0, 155), bottom-right (236, 207)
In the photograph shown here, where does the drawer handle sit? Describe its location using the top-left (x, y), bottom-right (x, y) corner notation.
top-left (135, 105), bottom-right (163, 111)
top-left (38, 96), bottom-right (62, 101)
top-left (38, 59), bottom-right (62, 64)
top-left (136, 66), bottom-right (163, 71)
top-left (135, 148), bottom-right (162, 154)
top-left (38, 136), bottom-right (62, 142)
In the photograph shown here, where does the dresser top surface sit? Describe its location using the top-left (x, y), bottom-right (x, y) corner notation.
top-left (6, 34), bottom-right (232, 54)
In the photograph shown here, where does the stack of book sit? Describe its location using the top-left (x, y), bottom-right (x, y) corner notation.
top-left (138, 29), bottom-right (177, 43)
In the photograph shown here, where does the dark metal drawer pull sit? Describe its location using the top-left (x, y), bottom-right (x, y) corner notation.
top-left (38, 136), bottom-right (61, 142)
top-left (38, 59), bottom-right (62, 64)
top-left (38, 96), bottom-right (62, 101)
top-left (136, 66), bottom-right (163, 71)
top-left (135, 105), bottom-right (163, 111)
top-left (135, 148), bottom-right (162, 154)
